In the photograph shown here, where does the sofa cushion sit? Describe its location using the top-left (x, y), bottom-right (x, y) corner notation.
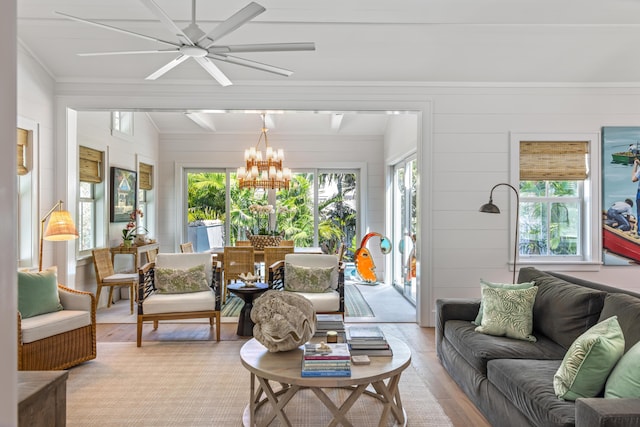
top-left (473, 279), bottom-right (534, 325)
top-left (475, 285), bottom-right (538, 342)
top-left (155, 264), bottom-right (210, 294)
top-left (598, 293), bottom-right (640, 352)
top-left (488, 359), bottom-right (576, 427)
top-left (553, 316), bottom-right (625, 401)
top-left (18, 270), bottom-right (63, 319)
top-left (20, 310), bottom-right (92, 344)
top-left (143, 290), bottom-right (215, 315)
top-left (531, 273), bottom-right (606, 350)
top-left (444, 320), bottom-right (566, 375)
top-left (605, 340), bottom-right (640, 398)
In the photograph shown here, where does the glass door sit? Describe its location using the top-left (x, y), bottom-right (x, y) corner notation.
top-left (392, 157), bottom-right (417, 303)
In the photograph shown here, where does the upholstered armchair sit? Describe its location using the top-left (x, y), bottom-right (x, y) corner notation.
top-left (18, 270), bottom-right (96, 370)
top-left (137, 253), bottom-right (221, 346)
top-left (267, 253), bottom-right (344, 316)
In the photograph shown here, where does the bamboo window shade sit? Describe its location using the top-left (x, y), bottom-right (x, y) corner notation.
top-left (17, 128), bottom-right (28, 175)
top-left (79, 146), bottom-right (103, 183)
top-left (520, 141), bottom-right (589, 181)
top-left (139, 162), bottom-right (153, 190)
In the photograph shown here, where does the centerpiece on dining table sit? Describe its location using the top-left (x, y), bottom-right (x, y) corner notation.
top-left (246, 203), bottom-right (282, 250)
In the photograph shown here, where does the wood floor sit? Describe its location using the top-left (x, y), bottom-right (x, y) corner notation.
top-left (97, 321), bottom-right (490, 427)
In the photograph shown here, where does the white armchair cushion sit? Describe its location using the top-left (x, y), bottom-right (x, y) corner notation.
top-left (284, 254), bottom-right (339, 290)
top-left (21, 310), bottom-right (92, 344)
top-left (58, 287), bottom-right (93, 311)
top-left (155, 253), bottom-right (214, 284)
top-left (103, 273), bottom-right (137, 283)
top-left (142, 290), bottom-right (216, 315)
top-left (295, 290), bottom-right (340, 312)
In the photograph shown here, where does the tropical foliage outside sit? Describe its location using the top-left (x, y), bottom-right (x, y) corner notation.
top-left (186, 170), bottom-right (358, 261)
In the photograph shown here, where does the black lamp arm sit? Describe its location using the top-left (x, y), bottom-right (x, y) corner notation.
top-left (489, 183), bottom-right (519, 283)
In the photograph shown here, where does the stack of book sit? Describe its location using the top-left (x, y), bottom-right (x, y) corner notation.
top-left (346, 325), bottom-right (393, 356)
top-left (314, 314), bottom-right (345, 337)
top-left (301, 342), bottom-right (352, 377)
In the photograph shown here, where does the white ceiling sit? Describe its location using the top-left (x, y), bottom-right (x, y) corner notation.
top-left (17, 0), bottom-right (640, 135)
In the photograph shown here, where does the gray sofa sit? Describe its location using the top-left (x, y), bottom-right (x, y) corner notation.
top-left (436, 267), bottom-right (640, 427)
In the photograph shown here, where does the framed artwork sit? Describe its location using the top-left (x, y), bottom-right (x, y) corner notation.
top-left (601, 126), bottom-right (640, 265)
top-left (110, 167), bottom-right (137, 223)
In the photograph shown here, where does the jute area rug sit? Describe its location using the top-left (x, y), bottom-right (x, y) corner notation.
top-left (67, 341), bottom-right (452, 427)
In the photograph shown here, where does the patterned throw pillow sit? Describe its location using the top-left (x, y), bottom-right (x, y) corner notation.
top-left (554, 316), bottom-right (625, 401)
top-left (475, 285), bottom-right (539, 342)
top-left (155, 264), bottom-right (210, 294)
top-left (473, 279), bottom-right (534, 325)
top-left (284, 263), bottom-right (334, 293)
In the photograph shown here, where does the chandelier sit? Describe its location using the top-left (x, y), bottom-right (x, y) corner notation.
top-left (237, 114), bottom-right (291, 190)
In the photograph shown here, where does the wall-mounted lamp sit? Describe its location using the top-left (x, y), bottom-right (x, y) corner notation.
top-left (39, 200), bottom-right (79, 271)
top-left (479, 183), bottom-right (520, 284)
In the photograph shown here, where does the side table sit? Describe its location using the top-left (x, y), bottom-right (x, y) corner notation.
top-left (227, 282), bottom-right (269, 336)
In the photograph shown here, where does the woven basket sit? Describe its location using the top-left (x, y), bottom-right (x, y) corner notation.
top-left (248, 235), bottom-right (282, 250)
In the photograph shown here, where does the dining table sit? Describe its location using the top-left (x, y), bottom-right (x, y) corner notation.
top-left (210, 246), bottom-right (323, 263)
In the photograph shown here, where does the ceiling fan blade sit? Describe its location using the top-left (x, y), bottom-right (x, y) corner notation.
top-left (208, 54), bottom-right (292, 77)
top-left (201, 2), bottom-right (265, 46)
top-left (78, 49), bottom-right (179, 57)
top-left (138, 0), bottom-right (195, 45)
top-left (209, 42), bottom-right (316, 54)
top-left (194, 57), bottom-right (232, 86)
top-left (54, 11), bottom-right (178, 48)
top-left (145, 55), bottom-right (189, 80)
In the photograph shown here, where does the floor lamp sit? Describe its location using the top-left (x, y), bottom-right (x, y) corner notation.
top-left (479, 183), bottom-right (519, 284)
top-left (39, 200), bottom-right (79, 271)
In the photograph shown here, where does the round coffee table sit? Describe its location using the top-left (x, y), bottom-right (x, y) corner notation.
top-left (240, 335), bottom-right (411, 427)
top-left (227, 282), bottom-right (269, 336)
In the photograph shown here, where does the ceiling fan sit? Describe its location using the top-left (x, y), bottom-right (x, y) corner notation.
top-left (55, 0), bottom-right (315, 86)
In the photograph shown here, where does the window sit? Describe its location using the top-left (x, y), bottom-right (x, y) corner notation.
top-left (78, 146), bottom-right (104, 254)
top-left (111, 112), bottom-right (134, 136)
top-left (513, 136), bottom-right (595, 265)
top-left (184, 168), bottom-right (359, 251)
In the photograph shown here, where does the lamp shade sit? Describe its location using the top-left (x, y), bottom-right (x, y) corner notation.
top-left (479, 202), bottom-right (501, 214)
top-left (44, 210), bottom-right (79, 241)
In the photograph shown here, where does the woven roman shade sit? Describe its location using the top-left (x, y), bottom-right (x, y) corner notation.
top-left (139, 162), bottom-right (153, 190)
top-left (17, 128), bottom-right (28, 175)
top-left (520, 141), bottom-right (588, 181)
top-left (79, 146), bottom-right (104, 183)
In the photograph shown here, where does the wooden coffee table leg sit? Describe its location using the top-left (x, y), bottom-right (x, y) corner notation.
top-left (256, 376), bottom-right (299, 427)
top-left (371, 374), bottom-right (405, 426)
top-left (313, 384), bottom-right (367, 427)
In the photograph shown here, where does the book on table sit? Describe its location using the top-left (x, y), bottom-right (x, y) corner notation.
top-left (302, 342), bottom-right (351, 377)
top-left (345, 326), bottom-right (393, 356)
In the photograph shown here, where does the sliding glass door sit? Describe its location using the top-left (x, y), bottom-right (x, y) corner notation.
top-left (392, 157), bottom-right (417, 303)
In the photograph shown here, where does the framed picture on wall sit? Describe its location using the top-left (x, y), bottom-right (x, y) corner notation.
top-left (601, 126), bottom-right (640, 265)
top-left (110, 166), bottom-right (137, 223)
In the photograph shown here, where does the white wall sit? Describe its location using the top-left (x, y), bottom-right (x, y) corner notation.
top-left (74, 111), bottom-right (159, 302)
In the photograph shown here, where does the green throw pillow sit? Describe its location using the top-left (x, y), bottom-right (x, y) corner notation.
top-left (605, 340), bottom-right (640, 398)
top-left (473, 279), bottom-right (534, 325)
top-left (553, 316), bottom-right (625, 401)
top-left (155, 264), bottom-right (210, 294)
top-left (475, 285), bottom-right (538, 342)
top-left (18, 270), bottom-right (63, 318)
top-left (284, 263), bottom-right (334, 293)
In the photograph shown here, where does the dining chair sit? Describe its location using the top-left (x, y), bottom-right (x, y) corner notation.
top-left (180, 242), bottom-right (194, 253)
top-left (236, 240), bottom-right (252, 246)
top-left (263, 246), bottom-right (294, 280)
top-left (279, 240), bottom-right (294, 247)
top-left (223, 246), bottom-right (255, 303)
top-left (145, 247), bottom-right (158, 263)
top-left (91, 248), bottom-right (138, 314)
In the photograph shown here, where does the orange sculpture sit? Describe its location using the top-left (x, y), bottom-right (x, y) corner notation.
top-left (354, 232), bottom-right (392, 283)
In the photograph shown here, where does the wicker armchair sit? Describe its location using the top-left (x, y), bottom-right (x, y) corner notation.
top-left (268, 253), bottom-right (345, 316)
top-left (18, 284), bottom-right (96, 370)
top-left (137, 253), bottom-right (221, 346)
